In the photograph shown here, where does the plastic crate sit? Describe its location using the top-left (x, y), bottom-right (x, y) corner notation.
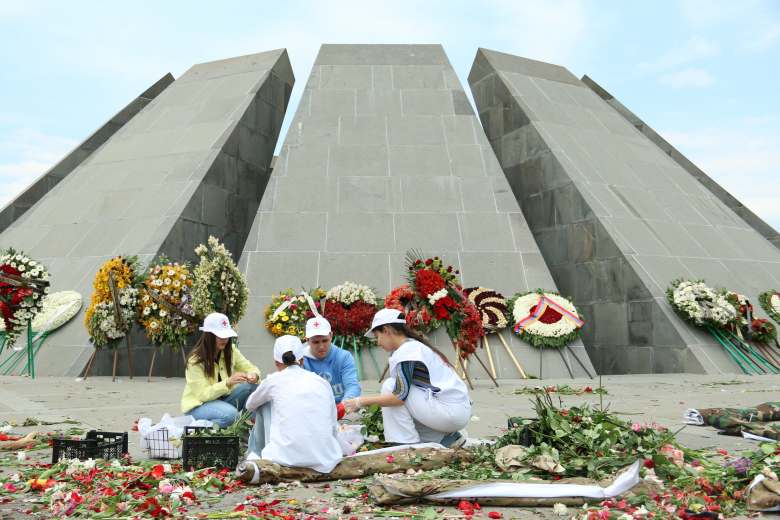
top-left (181, 426), bottom-right (239, 470)
top-left (52, 430), bottom-right (128, 464)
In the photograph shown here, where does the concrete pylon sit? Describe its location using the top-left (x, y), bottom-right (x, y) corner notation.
top-left (0, 50), bottom-right (294, 376)
top-left (238, 44), bottom-right (595, 380)
top-left (581, 74), bottom-right (780, 250)
top-left (0, 73), bottom-right (174, 234)
top-left (469, 48), bottom-right (780, 374)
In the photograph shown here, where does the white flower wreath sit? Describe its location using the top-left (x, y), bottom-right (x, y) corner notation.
top-left (508, 291), bottom-right (583, 348)
top-left (666, 279), bottom-right (737, 328)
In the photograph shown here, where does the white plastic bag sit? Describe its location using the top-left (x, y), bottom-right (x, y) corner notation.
top-left (336, 424), bottom-right (365, 456)
top-left (139, 413), bottom-right (214, 459)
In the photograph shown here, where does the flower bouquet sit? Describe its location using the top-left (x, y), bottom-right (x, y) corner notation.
top-left (759, 290), bottom-right (780, 325)
top-left (138, 258), bottom-right (197, 353)
top-left (264, 288), bottom-right (326, 340)
top-left (667, 280), bottom-right (776, 375)
top-left (192, 237), bottom-right (248, 324)
top-left (323, 282), bottom-right (381, 378)
top-left (0, 248), bottom-right (49, 347)
top-left (84, 256), bottom-right (140, 350)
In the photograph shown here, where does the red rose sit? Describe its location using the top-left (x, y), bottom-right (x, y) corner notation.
top-left (488, 513), bottom-right (502, 519)
top-left (643, 458), bottom-right (655, 469)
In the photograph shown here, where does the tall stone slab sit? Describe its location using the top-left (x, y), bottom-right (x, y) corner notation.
top-left (240, 44), bottom-right (594, 380)
top-left (469, 48), bottom-right (780, 374)
top-left (0, 74), bottom-right (175, 234)
top-left (0, 50), bottom-right (293, 376)
top-left (581, 75), bottom-right (780, 250)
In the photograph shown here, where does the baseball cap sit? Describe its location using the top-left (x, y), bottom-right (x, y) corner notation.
top-left (305, 316), bottom-right (332, 339)
top-left (365, 308), bottom-right (407, 337)
top-left (273, 335), bottom-right (305, 363)
top-left (199, 312), bottom-right (238, 339)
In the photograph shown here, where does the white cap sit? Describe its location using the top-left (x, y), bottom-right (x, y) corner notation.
top-left (199, 312), bottom-right (238, 339)
top-left (365, 308), bottom-right (407, 337)
top-left (273, 335), bottom-right (304, 363)
top-left (305, 316), bottom-right (332, 339)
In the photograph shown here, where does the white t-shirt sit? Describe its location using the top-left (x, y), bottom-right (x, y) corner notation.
top-left (388, 339), bottom-right (469, 404)
top-left (245, 365), bottom-right (342, 473)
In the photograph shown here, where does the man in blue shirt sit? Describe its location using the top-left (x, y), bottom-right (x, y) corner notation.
top-left (302, 316), bottom-right (362, 403)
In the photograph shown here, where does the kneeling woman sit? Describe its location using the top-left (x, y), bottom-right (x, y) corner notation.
top-left (343, 309), bottom-right (471, 447)
top-left (244, 335), bottom-right (342, 473)
top-left (181, 313), bottom-right (261, 427)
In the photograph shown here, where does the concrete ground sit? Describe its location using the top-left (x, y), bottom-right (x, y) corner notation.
top-left (0, 373), bottom-right (778, 518)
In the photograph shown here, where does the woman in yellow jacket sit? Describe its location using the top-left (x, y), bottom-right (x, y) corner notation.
top-left (181, 313), bottom-right (261, 427)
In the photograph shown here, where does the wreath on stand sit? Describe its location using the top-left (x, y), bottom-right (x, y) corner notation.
top-left (507, 291), bottom-right (583, 349)
top-left (322, 281), bottom-right (381, 379)
top-left (723, 291), bottom-right (779, 368)
top-left (464, 287), bottom-right (530, 379)
top-left (84, 257), bottom-right (140, 350)
top-left (192, 237), bottom-right (248, 325)
top-left (667, 280), bottom-right (776, 375)
top-left (759, 290), bottom-right (780, 326)
top-left (0, 248), bottom-right (49, 347)
top-left (138, 258), bottom-right (198, 379)
top-left (384, 252), bottom-right (494, 388)
top-left (507, 290), bottom-right (586, 379)
top-left (265, 288), bottom-right (326, 340)
top-left (83, 256), bottom-right (141, 380)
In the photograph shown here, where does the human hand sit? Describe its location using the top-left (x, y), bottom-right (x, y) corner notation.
top-left (246, 373), bottom-right (260, 384)
top-left (342, 398), bottom-right (362, 413)
top-left (227, 373), bottom-right (247, 386)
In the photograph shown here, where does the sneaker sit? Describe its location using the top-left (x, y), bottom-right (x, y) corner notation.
top-left (440, 431), bottom-right (466, 448)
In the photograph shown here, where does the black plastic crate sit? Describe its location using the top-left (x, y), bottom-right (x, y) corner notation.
top-left (181, 426), bottom-right (239, 470)
top-left (52, 430), bottom-right (128, 464)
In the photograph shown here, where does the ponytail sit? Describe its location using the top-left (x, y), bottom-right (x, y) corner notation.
top-left (281, 351), bottom-right (298, 366)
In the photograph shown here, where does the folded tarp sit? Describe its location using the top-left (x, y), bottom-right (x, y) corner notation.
top-left (369, 460), bottom-right (643, 506)
top-left (237, 444), bottom-right (467, 484)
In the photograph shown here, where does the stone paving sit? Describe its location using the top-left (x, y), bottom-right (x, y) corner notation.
top-left (0, 374), bottom-right (778, 518)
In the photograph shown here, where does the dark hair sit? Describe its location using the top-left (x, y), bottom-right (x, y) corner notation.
top-left (281, 351), bottom-right (298, 366)
top-left (375, 320), bottom-right (453, 367)
top-left (188, 332), bottom-right (233, 379)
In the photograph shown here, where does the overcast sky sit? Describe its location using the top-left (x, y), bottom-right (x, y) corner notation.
top-left (1, 0), bottom-right (778, 229)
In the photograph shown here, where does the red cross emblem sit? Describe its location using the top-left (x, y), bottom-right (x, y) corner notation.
top-left (222, 319), bottom-right (228, 327)
top-left (313, 321), bottom-right (320, 328)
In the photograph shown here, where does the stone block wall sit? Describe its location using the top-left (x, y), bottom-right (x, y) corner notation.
top-left (0, 74), bottom-right (174, 234)
top-left (0, 50), bottom-right (293, 376)
top-left (581, 75), bottom-right (780, 250)
top-left (238, 44), bottom-right (594, 380)
top-left (469, 48), bottom-right (780, 374)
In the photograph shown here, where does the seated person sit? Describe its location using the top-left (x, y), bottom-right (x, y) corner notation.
top-left (343, 309), bottom-right (471, 448)
top-left (302, 316), bottom-right (361, 403)
top-left (181, 313), bottom-right (260, 427)
top-left (244, 335), bottom-right (342, 473)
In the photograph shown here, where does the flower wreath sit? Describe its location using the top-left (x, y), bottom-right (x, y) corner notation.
top-left (0, 248), bottom-right (50, 345)
top-left (666, 279), bottom-right (737, 329)
top-left (265, 288), bottom-right (326, 340)
top-left (750, 318), bottom-right (778, 345)
top-left (322, 282), bottom-right (378, 342)
top-left (464, 287), bottom-right (508, 332)
top-left (384, 284), bottom-right (435, 333)
top-left (192, 236), bottom-right (248, 324)
top-left (759, 290), bottom-right (780, 326)
top-left (138, 259), bottom-right (197, 352)
top-left (396, 252), bottom-right (484, 357)
top-left (507, 290), bottom-right (583, 349)
top-left (85, 256), bottom-right (140, 349)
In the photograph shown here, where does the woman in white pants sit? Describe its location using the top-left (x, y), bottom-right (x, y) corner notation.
top-left (342, 308), bottom-right (471, 447)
